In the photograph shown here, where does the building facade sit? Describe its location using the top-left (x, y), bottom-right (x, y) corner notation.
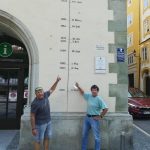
top-left (127, 0), bottom-right (140, 88)
top-left (0, 0), bottom-right (132, 150)
top-left (127, 0), bottom-right (150, 96)
top-left (140, 0), bottom-right (150, 96)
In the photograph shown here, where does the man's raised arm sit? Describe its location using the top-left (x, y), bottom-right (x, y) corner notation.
top-left (49, 76), bottom-right (61, 94)
top-left (75, 82), bottom-right (84, 95)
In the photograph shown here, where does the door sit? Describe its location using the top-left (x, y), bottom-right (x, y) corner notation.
top-left (146, 76), bottom-right (150, 96)
top-left (0, 67), bottom-right (24, 129)
top-left (128, 73), bottom-right (134, 88)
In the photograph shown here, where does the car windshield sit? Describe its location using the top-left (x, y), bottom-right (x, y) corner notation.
top-left (128, 88), bottom-right (148, 98)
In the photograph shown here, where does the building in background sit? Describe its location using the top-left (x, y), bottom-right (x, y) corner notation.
top-left (127, 0), bottom-right (140, 88)
top-left (127, 0), bottom-right (150, 96)
top-left (140, 0), bottom-right (150, 96)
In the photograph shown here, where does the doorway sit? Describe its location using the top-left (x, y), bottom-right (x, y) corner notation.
top-left (146, 76), bottom-right (150, 96)
top-left (0, 36), bottom-right (29, 129)
top-left (128, 73), bottom-right (134, 88)
top-left (0, 10), bottom-right (39, 129)
top-left (0, 67), bottom-right (22, 129)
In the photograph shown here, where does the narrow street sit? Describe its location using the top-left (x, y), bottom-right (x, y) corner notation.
top-left (133, 119), bottom-right (150, 150)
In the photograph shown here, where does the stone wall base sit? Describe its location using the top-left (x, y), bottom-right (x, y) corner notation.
top-left (19, 110), bottom-right (133, 150)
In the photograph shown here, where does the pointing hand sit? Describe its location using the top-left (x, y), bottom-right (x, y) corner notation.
top-left (75, 82), bottom-right (79, 88)
top-left (57, 76), bottom-right (61, 82)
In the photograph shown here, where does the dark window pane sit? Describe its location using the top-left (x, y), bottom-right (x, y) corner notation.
top-left (7, 103), bottom-right (16, 119)
top-left (0, 70), bottom-right (8, 102)
top-left (0, 103), bottom-right (6, 119)
top-left (0, 94), bottom-right (7, 102)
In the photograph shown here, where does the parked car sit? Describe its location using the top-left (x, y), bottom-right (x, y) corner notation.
top-left (128, 87), bottom-right (150, 118)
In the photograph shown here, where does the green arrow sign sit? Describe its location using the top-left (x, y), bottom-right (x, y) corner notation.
top-left (0, 42), bottom-right (13, 57)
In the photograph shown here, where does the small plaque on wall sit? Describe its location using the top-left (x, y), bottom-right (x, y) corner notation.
top-left (117, 48), bottom-right (125, 62)
top-left (96, 43), bottom-right (105, 50)
top-left (95, 56), bottom-right (106, 74)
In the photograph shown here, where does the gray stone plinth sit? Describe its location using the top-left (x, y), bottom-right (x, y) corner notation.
top-left (19, 112), bottom-right (133, 150)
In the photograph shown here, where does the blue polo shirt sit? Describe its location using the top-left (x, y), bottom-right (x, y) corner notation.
top-left (83, 93), bottom-right (108, 115)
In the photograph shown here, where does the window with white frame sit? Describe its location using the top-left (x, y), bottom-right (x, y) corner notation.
top-left (143, 0), bottom-right (149, 10)
top-left (127, 14), bottom-right (133, 27)
top-left (142, 47), bottom-right (148, 60)
top-left (128, 54), bottom-right (134, 65)
top-left (128, 0), bottom-right (132, 7)
top-left (143, 18), bottom-right (150, 36)
top-left (127, 33), bottom-right (133, 48)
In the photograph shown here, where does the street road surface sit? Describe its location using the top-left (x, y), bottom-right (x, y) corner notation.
top-left (133, 119), bottom-right (150, 150)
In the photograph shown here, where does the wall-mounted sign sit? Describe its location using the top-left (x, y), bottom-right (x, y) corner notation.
top-left (0, 42), bottom-right (13, 57)
top-left (96, 43), bottom-right (105, 50)
top-left (117, 48), bottom-right (125, 62)
top-left (24, 89), bottom-right (28, 99)
top-left (95, 56), bottom-right (106, 73)
top-left (9, 91), bottom-right (17, 101)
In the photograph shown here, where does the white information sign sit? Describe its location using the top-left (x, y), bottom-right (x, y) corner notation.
top-left (95, 57), bottom-right (106, 73)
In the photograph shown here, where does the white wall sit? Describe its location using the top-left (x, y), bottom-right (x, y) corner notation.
top-left (0, 0), bottom-right (116, 112)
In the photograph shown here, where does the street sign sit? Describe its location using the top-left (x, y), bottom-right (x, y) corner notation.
top-left (117, 48), bottom-right (125, 62)
top-left (0, 42), bottom-right (13, 57)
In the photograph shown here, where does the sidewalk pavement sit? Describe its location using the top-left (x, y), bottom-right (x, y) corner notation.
top-left (0, 130), bottom-right (19, 150)
top-left (0, 126), bottom-right (150, 150)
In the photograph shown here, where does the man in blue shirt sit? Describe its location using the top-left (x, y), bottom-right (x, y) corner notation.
top-left (75, 83), bottom-right (108, 150)
top-left (31, 76), bottom-right (61, 150)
